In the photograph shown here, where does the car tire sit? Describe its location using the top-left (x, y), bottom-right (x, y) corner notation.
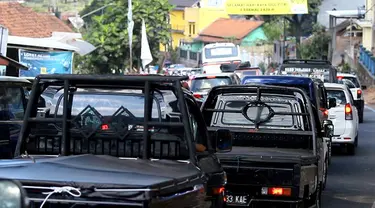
top-left (310, 182), bottom-right (322, 208)
top-left (211, 193), bottom-right (224, 208)
top-left (322, 156), bottom-right (328, 190)
top-left (328, 143), bottom-right (332, 165)
top-left (359, 110), bottom-right (364, 123)
top-left (347, 144), bottom-right (356, 155)
top-left (355, 135), bottom-right (358, 147)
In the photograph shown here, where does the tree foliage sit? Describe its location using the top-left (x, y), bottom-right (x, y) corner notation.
top-left (262, 18), bottom-right (288, 43)
top-left (76, 0), bottom-right (173, 74)
top-left (299, 24), bottom-right (331, 59)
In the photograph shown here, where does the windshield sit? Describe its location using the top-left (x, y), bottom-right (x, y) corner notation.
top-left (0, 86), bottom-right (25, 120)
top-left (191, 77), bottom-right (231, 92)
top-left (338, 76), bottom-right (360, 88)
top-left (204, 46), bottom-right (238, 59)
top-left (327, 90), bottom-right (347, 105)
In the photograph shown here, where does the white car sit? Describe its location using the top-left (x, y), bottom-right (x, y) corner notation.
top-left (324, 83), bottom-right (359, 155)
top-left (337, 73), bottom-right (365, 123)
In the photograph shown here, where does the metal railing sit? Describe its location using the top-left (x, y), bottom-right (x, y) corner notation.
top-left (359, 45), bottom-right (375, 75)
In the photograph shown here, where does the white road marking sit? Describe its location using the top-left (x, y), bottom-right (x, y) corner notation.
top-left (365, 105), bottom-right (375, 113)
top-left (372, 200), bottom-right (375, 208)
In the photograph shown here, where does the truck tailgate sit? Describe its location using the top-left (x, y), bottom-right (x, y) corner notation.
top-left (217, 147), bottom-right (316, 187)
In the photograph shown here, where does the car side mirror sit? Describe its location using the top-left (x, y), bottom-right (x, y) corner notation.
top-left (0, 179), bottom-right (28, 208)
top-left (362, 85), bottom-right (367, 90)
top-left (328, 97), bottom-right (337, 108)
top-left (323, 120), bottom-right (334, 138)
top-left (215, 129), bottom-right (233, 153)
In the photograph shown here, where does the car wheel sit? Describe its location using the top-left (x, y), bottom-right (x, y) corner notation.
top-left (328, 143), bottom-right (332, 165)
top-left (322, 156), bottom-right (328, 190)
top-left (359, 110), bottom-right (364, 123)
top-left (347, 144), bottom-right (356, 155)
top-left (309, 182), bottom-right (322, 208)
top-left (355, 135), bottom-right (358, 147)
top-left (211, 193), bottom-right (224, 208)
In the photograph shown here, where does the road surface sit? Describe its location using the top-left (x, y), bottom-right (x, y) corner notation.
top-left (322, 105), bottom-right (375, 207)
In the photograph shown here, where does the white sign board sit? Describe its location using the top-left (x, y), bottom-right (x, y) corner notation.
top-left (0, 25), bottom-right (8, 75)
top-left (0, 25), bottom-right (8, 56)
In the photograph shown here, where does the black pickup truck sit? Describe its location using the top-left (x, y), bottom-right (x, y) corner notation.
top-left (201, 85), bottom-right (334, 207)
top-left (0, 74), bottom-right (232, 208)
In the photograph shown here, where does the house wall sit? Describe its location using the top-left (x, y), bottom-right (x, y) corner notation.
top-left (240, 27), bottom-right (272, 67)
top-left (160, 10), bottom-right (186, 51)
top-left (363, 27), bottom-right (373, 50)
top-left (362, 0), bottom-right (375, 50)
top-left (183, 7), bottom-right (229, 41)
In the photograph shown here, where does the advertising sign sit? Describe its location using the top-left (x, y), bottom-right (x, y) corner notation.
top-left (282, 67), bottom-right (328, 81)
top-left (18, 49), bottom-right (73, 77)
top-left (225, 0), bottom-right (308, 15)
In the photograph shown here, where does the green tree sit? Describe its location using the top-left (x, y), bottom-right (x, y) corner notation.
top-left (262, 18), bottom-right (287, 43)
top-left (298, 24), bottom-right (331, 59)
top-left (76, 0), bottom-right (173, 74)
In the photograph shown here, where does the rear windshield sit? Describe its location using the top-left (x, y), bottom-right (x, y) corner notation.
top-left (243, 81), bottom-right (311, 96)
top-left (338, 77), bottom-right (360, 88)
top-left (338, 79), bottom-right (356, 89)
top-left (24, 87), bottom-right (192, 160)
top-left (191, 77), bottom-right (231, 92)
top-left (327, 90), bottom-right (347, 105)
top-left (211, 94), bottom-right (307, 130)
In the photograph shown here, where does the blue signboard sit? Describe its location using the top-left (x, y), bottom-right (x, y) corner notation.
top-left (18, 49), bottom-right (73, 77)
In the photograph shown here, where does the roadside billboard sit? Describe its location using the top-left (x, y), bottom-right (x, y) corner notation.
top-left (225, 0), bottom-right (308, 15)
top-left (18, 49), bottom-right (73, 77)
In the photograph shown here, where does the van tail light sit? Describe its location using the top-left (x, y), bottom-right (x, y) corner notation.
top-left (357, 89), bottom-right (362, 99)
top-left (345, 103), bottom-right (353, 120)
top-left (193, 94), bottom-right (203, 99)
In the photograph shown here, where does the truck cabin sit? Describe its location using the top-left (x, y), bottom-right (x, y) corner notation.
top-left (278, 59), bottom-right (338, 83)
top-left (15, 75), bottom-right (213, 163)
top-left (201, 85), bottom-right (317, 152)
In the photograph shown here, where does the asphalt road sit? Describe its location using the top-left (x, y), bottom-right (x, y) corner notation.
top-left (322, 105), bottom-right (375, 208)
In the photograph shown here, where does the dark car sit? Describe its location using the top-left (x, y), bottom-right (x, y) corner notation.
top-left (0, 74), bottom-right (230, 208)
top-left (190, 73), bottom-right (241, 105)
top-left (278, 59), bottom-right (338, 83)
top-left (201, 84), bottom-right (334, 207)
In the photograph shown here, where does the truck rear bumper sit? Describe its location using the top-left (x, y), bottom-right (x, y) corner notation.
top-left (226, 197), bottom-right (303, 207)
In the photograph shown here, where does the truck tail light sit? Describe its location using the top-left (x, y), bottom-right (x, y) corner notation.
top-left (213, 187), bottom-right (225, 195)
top-left (193, 94), bottom-right (203, 99)
top-left (345, 103), bottom-right (353, 120)
top-left (357, 89), bottom-right (362, 99)
top-left (261, 187), bottom-right (292, 197)
top-left (101, 124), bottom-right (109, 130)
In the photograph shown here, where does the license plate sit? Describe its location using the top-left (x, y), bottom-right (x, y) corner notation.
top-left (226, 194), bottom-right (249, 206)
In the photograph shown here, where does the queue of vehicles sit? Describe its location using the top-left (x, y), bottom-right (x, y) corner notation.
top-left (0, 58), bottom-right (365, 208)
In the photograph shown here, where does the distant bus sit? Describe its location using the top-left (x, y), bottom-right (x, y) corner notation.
top-left (201, 43), bottom-right (241, 74)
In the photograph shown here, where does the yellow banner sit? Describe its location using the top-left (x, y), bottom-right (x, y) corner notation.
top-left (225, 0), bottom-right (308, 15)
